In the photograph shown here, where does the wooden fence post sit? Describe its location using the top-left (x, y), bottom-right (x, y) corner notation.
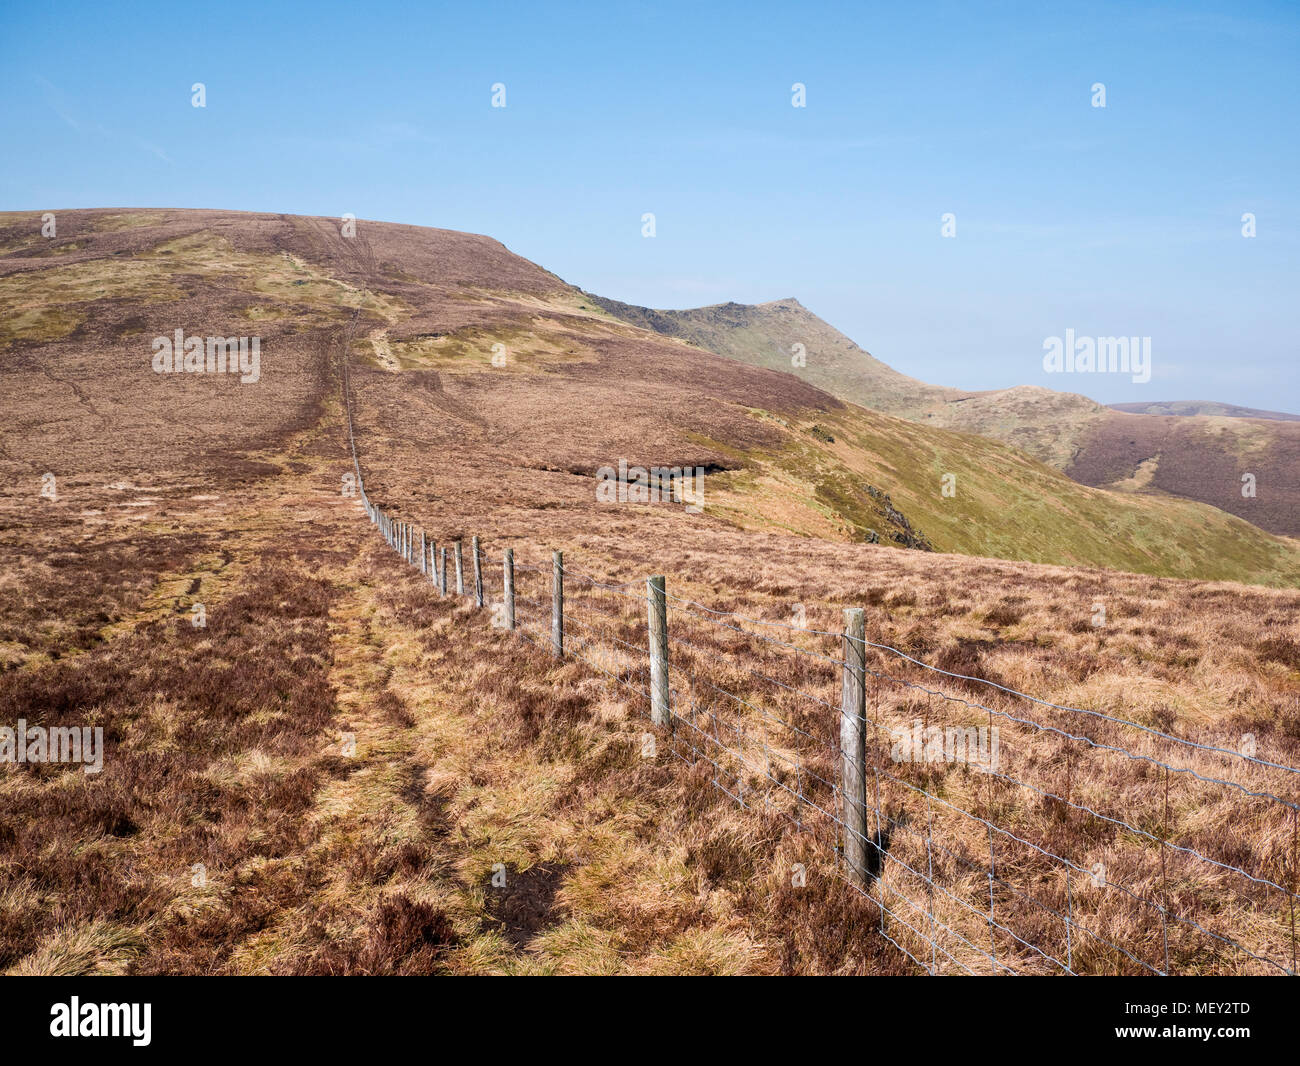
top-left (647, 575), bottom-right (670, 728)
top-left (419, 530), bottom-right (427, 575)
top-left (503, 549), bottom-right (515, 631)
top-left (472, 536), bottom-right (484, 607)
top-left (439, 547), bottom-right (448, 597)
top-left (551, 550), bottom-right (563, 657)
top-left (454, 541), bottom-right (464, 596)
top-left (841, 607), bottom-right (868, 885)
top-left (428, 539), bottom-right (437, 584)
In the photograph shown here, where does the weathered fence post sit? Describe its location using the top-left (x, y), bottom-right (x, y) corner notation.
top-left (419, 530), bottom-right (427, 575)
top-left (551, 550), bottom-right (563, 657)
top-left (841, 607), bottom-right (868, 885)
top-left (472, 536), bottom-right (484, 607)
top-left (439, 547), bottom-right (448, 597)
top-left (503, 549), bottom-right (515, 631)
top-left (454, 541), bottom-right (464, 596)
top-left (428, 539), bottom-right (437, 584)
top-left (647, 575), bottom-right (670, 728)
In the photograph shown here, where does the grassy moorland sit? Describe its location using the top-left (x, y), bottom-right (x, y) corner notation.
top-left (1, 209), bottom-right (1297, 974)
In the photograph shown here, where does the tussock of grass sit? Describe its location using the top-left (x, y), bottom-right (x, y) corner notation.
top-left (7, 921), bottom-right (148, 976)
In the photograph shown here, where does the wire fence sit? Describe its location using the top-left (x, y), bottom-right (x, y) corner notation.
top-left (341, 341), bottom-right (1300, 976)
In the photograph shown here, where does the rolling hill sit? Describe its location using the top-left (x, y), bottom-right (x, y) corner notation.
top-left (1110, 400), bottom-right (1300, 421)
top-left (1, 208), bottom-right (1297, 587)
top-left (3, 209), bottom-right (1299, 977)
top-left (590, 294), bottom-right (1300, 537)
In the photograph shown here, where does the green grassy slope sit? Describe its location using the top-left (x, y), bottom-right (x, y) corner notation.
top-left (589, 292), bottom-right (1300, 542)
top-left (705, 403), bottom-right (1300, 587)
top-left (586, 292), bottom-right (1110, 470)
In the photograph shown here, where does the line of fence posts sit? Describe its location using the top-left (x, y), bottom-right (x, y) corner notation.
top-left (361, 500), bottom-right (875, 892)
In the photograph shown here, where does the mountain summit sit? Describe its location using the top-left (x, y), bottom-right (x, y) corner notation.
top-left (590, 292), bottom-right (1300, 537)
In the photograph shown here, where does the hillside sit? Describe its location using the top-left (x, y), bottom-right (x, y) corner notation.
top-left (0, 210), bottom-right (1295, 585)
top-left (3, 209), bottom-right (1299, 976)
top-left (592, 294), bottom-right (1300, 536)
top-left (1110, 400), bottom-right (1300, 421)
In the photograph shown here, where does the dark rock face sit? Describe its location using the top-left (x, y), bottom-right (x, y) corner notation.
top-left (863, 484), bottom-right (933, 551)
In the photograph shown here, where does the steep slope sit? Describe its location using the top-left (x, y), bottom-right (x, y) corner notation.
top-left (1, 209), bottom-right (1297, 586)
top-left (593, 294), bottom-right (1300, 536)
top-left (586, 293), bottom-right (1109, 469)
top-left (584, 295), bottom-right (955, 415)
top-left (1063, 410), bottom-right (1300, 541)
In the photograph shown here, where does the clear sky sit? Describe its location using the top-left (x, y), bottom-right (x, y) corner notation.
top-left (1, 1), bottom-right (1296, 410)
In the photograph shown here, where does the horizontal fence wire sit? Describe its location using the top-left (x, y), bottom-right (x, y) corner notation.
top-left (340, 338), bottom-right (1300, 976)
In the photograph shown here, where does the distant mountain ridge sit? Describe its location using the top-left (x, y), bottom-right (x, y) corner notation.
top-left (1109, 401), bottom-right (1300, 422)
top-left (589, 292), bottom-right (1300, 538)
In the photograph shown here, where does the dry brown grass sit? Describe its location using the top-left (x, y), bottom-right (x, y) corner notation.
top-left (0, 401), bottom-right (911, 974)
top-left (2, 209), bottom-right (1298, 975)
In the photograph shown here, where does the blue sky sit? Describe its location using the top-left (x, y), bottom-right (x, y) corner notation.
top-left (1, 1), bottom-right (1296, 410)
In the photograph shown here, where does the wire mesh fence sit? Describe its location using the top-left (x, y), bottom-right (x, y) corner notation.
top-left (341, 347), bottom-right (1300, 976)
